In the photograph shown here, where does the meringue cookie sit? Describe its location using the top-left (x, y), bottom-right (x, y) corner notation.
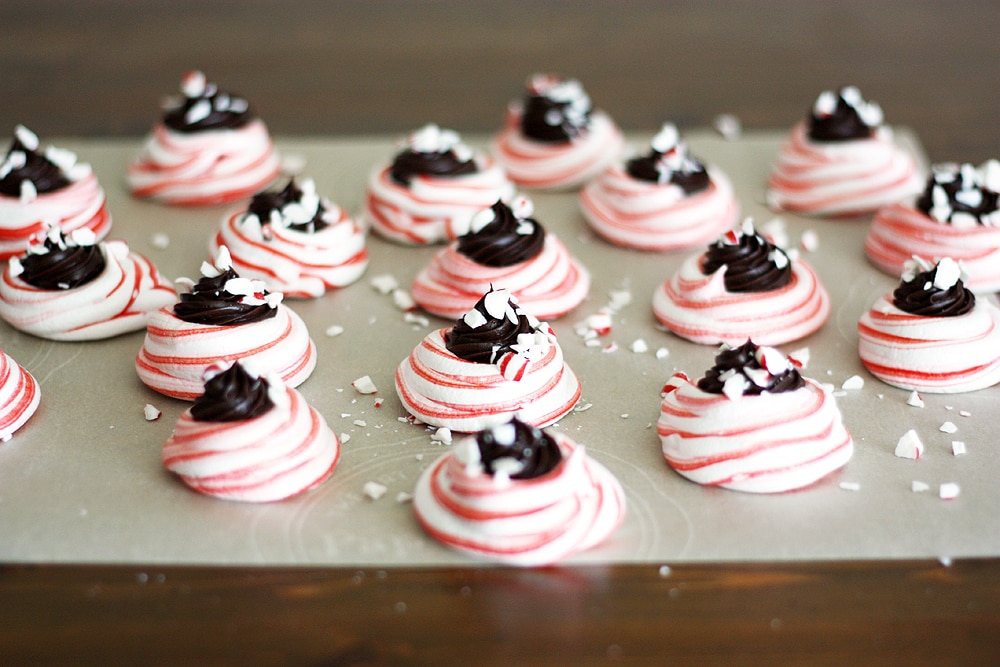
top-left (364, 124), bottom-right (515, 245)
top-left (127, 71), bottom-right (280, 206)
top-left (212, 177), bottom-right (369, 298)
top-left (493, 74), bottom-right (624, 191)
top-left (0, 348), bottom-right (40, 442)
top-left (413, 418), bottom-right (625, 566)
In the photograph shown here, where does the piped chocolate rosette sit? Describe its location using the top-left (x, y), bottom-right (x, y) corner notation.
top-left (492, 74), bottom-right (624, 191)
top-left (411, 195), bottom-right (590, 320)
top-left (413, 417), bottom-right (625, 566)
top-left (580, 123), bottom-right (739, 250)
top-left (767, 86), bottom-right (922, 216)
top-left (865, 160), bottom-right (1000, 291)
top-left (0, 226), bottom-right (175, 340)
top-left (212, 177), bottom-right (369, 298)
top-left (652, 218), bottom-right (830, 345)
top-left (0, 347), bottom-right (40, 442)
top-left (858, 257), bottom-right (1000, 393)
top-left (0, 125), bottom-right (111, 260)
top-left (162, 361), bottom-right (339, 502)
top-left (126, 71), bottom-right (280, 206)
top-left (395, 286), bottom-right (580, 432)
top-left (364, 124), bottom-right (514, 245)
top-left (658, 340), bottom-right (853, 493)
top-left (136, 246), bottom-right (316, 400)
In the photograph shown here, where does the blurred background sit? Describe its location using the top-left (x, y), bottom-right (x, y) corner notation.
top-left (2, 0), bottom-right (998, 162)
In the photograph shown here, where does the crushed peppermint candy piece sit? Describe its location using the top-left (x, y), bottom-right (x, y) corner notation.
top-left (602, 342), bottom-right (619, 353)
top-left (841, 375), bottom-right (864, 390)
top-left (939, 421), bottom-right (958, 434)
top-left (325, 324), bottom-right (345, 337)
top-left (630, 338), bottom-right (648, 353)
top-left (787, 347), bottom-right (809, 368)
top-left (143, 404), bottom-right (161, 421)
top-left (431, 427), bottom-right (453, 445)
top-left (839, 482), bottom-right (861, 492)
top-left (370, 274), bottom-right (399, 294)
top-left (939, 483), bottom-right (960, 500)
top-left (150, 233), bottom-right (170, 249)
top-left (363, 481), bottom-right (388, 501)
top-left (607, 288), bottom-right (632, 311)
top-left (352, 375), bottom-right (378, 394)
top-left (799, 230), bottom-right (819, 252)
top-left (952, 441), bottom-right (967, 456)
top-left (713, 113), bottom-right (742, 140)
top-left (573, 402), bottom-right (593, 412)
top-left (404, 312), bottom-right (430, 328)
top-left (373, 398), bottom-right (384, 408)
top-left (906, 391), bottom-right (924, 408)
top-left (655, 347), bottom-right (670, 360)
top-left (959, 410), bottom-right (971, 418)
top-left (396, 491), bottom-right (414, 504)
top-left (392, 289), bottom-right (416, 311)
top-left (339, 433), bottom-right (351, 444)
top-left (894, 429), bottom-right (924, 460)
top-left (911, 480), bottom-right (930, 493)
top-left (353, 419), bottom-right (367, 427)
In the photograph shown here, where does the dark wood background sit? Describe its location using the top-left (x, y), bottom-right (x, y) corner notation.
top-left (2, 1), bottom-right (1000, 664)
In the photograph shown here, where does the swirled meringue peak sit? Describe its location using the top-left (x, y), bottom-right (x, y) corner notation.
top-left (859, 257), bottom-right (1000, 393)
top-left (396, 287), bottom-right (581, 431)
top-left (0, 348), bottom-right (40, 442)
top-left (412, 195), bottom-right (589, 320)
top-left (0, 226), bottom-right (175, 341)
top-left (493, 73), bottom-right (624, 191)
top-left (767, 86), bottom-right (922, 216)
top-left (658, 341), bottom-right (853, 493)
top-left (163, 361), bottom-right (339, 502)
top-left (652, 219), bottom-right (829, 345)
top-left (127, 71), bottom-right (280, 206)
top-left (212, 177), bottom-right (369, 298)
top-left (0, 125), bottom-right (111, 260)
top-left (413, 417), bottom-right (626, 566)
top-left (136, 246), bottom-right (316, 400)
top-left (365, 124), bottom-right (515, 245)
top-left (865, 161), bottom-right (1000, 290)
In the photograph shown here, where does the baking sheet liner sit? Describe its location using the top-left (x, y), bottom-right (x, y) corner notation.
top-left (2, 131), bottom-right (996, 567)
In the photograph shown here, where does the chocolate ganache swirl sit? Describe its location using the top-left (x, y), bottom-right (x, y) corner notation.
top-left (476, 417), bottom-right (563, 480)
top-left (190, 362), bottom-right (275, 422)
top-left (626, 149), bottom-right (710, 194)
top-left (808, 87), bottom-right (878, 142)
top-left (915, 164), bottom-right (1000, 225)
top-left (893, 263), bottom-right (975, 317)
top-left (697, 340), bottom-right (804, 395)
top-left (247, 178), bottom-right (329, 233)
top-left (701, 224), bottom-right (791, 293)
top-left (445, 289), bottom-right (536, 364)
top-left (18, 232), bottom-right (105, 290)
top-left (174, 267), bottom-right (278, 326)
top-left (163, 72), bottom-right (253, 134)
top-left (457, 200), bottom-right (545, 267)
top-left (519, 77), bottom-right (592, 144)
top-left (389, 125), bottom-right (477, 186)
top-left (0, 136), bottom-right (70, 196)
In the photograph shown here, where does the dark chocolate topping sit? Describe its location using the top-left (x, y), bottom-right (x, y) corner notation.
top-left (893, 264), bottom-right (975, 317)
top-left (173, 267), bottom-right (278, 326)
top-left (389, 148), bottom-right (477, 186)
top-left (247, 178), bottom-right (329, 233)
top-left (190, 362), bottom-right (275, 422)
top-left (626, 150), bottom-right (710, 194)
top-left (697, 340), bottom-right (805, 395)
top-left (445, 290), bottom-right (536, 364)
top-left (457, 200), bottom-right (545, 267)
top-left (0, 137), bottom-right (70, 196)
top-left (701, 226), bottom-right (792, 293)
top-left (807, 88), bottom-right (876, 142)
top-left (476, 417), bottom-right (563, 480)
top-left (17, 232), bottom-right (105, 290)
top-left (162, 73), bottom-right (254, 133)
top-left (519, 78), bottom-right (592, 143)
top-left (915, 164), bottom-right (1000, 225)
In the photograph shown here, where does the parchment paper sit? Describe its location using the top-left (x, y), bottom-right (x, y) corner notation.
top-left (2, 132), bottom-right (996, 566)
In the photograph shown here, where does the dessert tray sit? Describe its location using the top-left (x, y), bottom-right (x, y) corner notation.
top-left (2, 131), bottom-right (997, 567)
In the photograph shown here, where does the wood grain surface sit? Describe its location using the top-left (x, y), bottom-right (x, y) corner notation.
top-left (2, 1), bottom-right (1000, 663)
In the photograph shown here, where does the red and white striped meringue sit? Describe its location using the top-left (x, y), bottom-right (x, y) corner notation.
top-left (0, 349), bottom-right (40, 442)
top-left (0, 170), bottom-right (111, 260)
top-left (413, 431), bottom-right (625, 566)
top-left (136, 304), bottom-right (316, 400)
top-left (363, 157), bottom-right (514, 245)
top-left (658, 373), bottom-right (853, 493)
top-left (126, 120), bottom-right (280, 206)
top-left (652, 253), bottom-right (830, 346)
top-left (395, 327), bottom-right (580, 432)
top-left (858, 292), bottom-right (1000, 393)
top-left (580, 165), bottom-right (739, 251)
top-left (492, 107), bottom-right (624, 191)
top-left (410, 235), bottom-right (589, 321)
top-left (767, 122), bottom-right (923, 217)
top-left (0, 240), bottom-right (176, 341)
top-left (162, 381), bottom-right (339, 502)
top-left (212, 206), bottom-right (368, 299)
top-left (865, 202), bottom-right (1000, 292)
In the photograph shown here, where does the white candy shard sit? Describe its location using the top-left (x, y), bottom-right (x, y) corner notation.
top-left (370, 274), bottom-right (399, 294)
top-left (841, 375), bottom-right (865, 390)
top-left (906, 391), bottom-right (924, 408)
top-left (939, 483), bottom-right (960, 500)
top-left (952, 441), bottom-right (967, 456)
top-left (363, 481), bottom-right (388, 501)
top-left (839, 482), bottom-right (861, 491)
top-left (325, 324), bottom-right (344, 337)
top-left (630, 339), bottom-right (648, 354)
top-left (800, 230), bottom-right (819, 252)
top-left (655, 347), bottom-right (670, 360)
top-left (431, 427), bottom-right (453, 445)
top-left (911, 480), bottom-right (930, 493)
top-left (352, 375), bottom-right (378, 395)
top-left (939, 421), bottom-right (958, 434)
top-left (143, 404), bottom-right (161, 421)
top-left (894, 429), bottom-right (924, 460)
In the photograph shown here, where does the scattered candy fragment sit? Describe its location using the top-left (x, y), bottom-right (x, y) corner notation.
top-left (939, 483), bottom-right (960, 500)
top-left (939, 421), bottom-right (958, 434)
top-left (325, 324), bottom-right (345, 337)
top-left (906, 391), bottom-right (924, 408)
top-left (370, 274), bottom-right (398, 294)
top-left (841, 375), bottom-right (864, 390)
top-left (352, 375), bottom-right (378, 395)
top-left (839, 481), bottom-right (861, 491)
top-left (143, 404), bottom-right (161, 421)
top-left (894, 429), bottom-right (924, 460)
top-left (952, 441), bottom-right (966, 456)
top-left (911, 480), bottom-right (930, 493)
top-left (363, 481), bottom-right (388, 501)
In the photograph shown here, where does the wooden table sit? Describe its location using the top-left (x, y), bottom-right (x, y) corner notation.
top-left (2, 2), bottom-right (999, 663)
